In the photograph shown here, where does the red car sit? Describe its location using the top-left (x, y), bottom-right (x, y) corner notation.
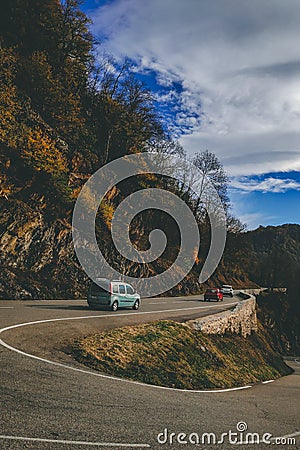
top-left (204, 288), bottom-right (223, 302)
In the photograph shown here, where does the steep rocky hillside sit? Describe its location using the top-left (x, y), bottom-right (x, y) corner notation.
top-left (0, 0), bottom-right (249, 300)
top-left (239, 224), bottom-right (300, 288)
top-left (1, 1), bottom-right (299, 300)
top-left (257, 289), bottom-right (300, 355)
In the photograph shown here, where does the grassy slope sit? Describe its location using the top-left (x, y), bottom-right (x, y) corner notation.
top-left (73, 320), bottom-right (292, 389)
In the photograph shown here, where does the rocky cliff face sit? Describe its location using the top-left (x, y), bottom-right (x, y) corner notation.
top-left (0, 203), bottom-right (205, 300)
top-left (0, 195), bottom-right (88, 299)
top-left (0, 185), bottom-right (204, 299)
top-left (0, 144), bottom-right (203, 300)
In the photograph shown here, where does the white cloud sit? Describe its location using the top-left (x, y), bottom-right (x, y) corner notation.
top-left (91, 0), bottom-right (300, 176)
top-left (230, 176), bottom-right (300, 193)
top-left (238, 212), bottom-right (276, 230)
top-left (181, 131), bottom-right (300, 176)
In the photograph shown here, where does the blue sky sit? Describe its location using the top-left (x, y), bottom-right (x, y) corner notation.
top-left (81, 0), bottom-right (300, 229)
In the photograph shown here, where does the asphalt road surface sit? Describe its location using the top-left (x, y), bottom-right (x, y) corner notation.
top-left (0, 294), bottom-right (299, 449)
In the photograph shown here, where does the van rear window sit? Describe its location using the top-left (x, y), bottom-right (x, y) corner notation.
top-left (112, 284), bottom-right (119, 293)
top-left (90, 282), bottom-right (110, 295)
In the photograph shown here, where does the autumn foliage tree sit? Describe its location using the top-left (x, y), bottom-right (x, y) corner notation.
top-left (0, 1), bottom-right (165, 200)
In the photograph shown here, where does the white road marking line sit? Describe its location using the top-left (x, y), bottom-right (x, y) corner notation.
top-left (148, 302), bottom-right (167, 304)
top-left (0, 302), bottom-right (254, 393)
top-left (0, 435), bottom-right (150, 447)
top-left (173, 301), bottom-right (214, 304)
top-left (0, 302), bottom-right (239, 331)
top-left (0, 335), bottom-right (252, 393)
top-left (262, 380), bottom-right (275, 384)
top-left (271, 430), bottom-right (300, 441)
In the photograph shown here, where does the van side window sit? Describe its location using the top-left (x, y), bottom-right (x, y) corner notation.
top-left (112, 284), bottom-right (119, 293)
top-left (119, 285), bottom-right (126, 294)
top-left (126, 285), bottom-right (134, 295)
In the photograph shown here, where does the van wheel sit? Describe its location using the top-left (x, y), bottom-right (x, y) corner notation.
top-left (133, 300), bottom-right (140, 310)
top-left (111, 301), bottom-right (118, 311)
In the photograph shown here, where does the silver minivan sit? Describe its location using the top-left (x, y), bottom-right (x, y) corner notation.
top-left (87, 278), bottom-right (141, 311)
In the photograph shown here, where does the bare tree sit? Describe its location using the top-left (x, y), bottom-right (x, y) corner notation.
top-left (192, 150), bottom-right (230, 217)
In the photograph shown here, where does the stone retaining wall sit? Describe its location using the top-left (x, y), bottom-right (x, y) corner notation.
top-left (187, 293), bottom-right (258, 337)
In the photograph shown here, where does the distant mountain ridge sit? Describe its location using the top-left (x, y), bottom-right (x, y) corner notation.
top-left (242, 223), bottom-right (300, 288)
top-left (249, 224), bottom-right (300, 258)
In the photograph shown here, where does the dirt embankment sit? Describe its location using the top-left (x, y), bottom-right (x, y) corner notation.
top-left (72, 319), bottom-right (291, 390)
